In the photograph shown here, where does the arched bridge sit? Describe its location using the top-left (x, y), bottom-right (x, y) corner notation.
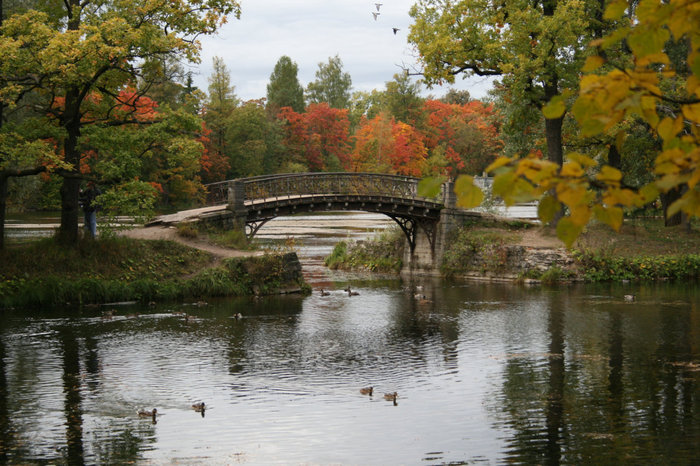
top-left (198, 172), bottom-right (447, 251)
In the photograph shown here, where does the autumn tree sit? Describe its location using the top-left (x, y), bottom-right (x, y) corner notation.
top-left (277, 103), bottom-right (351, 171)
top-left (351, 113), bottom-right (428, 176)
top-left (423, 99), bottom-right (503, 176)
top-left (0, 0), bottom-right (240, 246)
top-left (267, 56), bottom-right (305, 114)
top-left (408, 0), bottom-right (600, 167)
top-left (422, 0), bottom-right (700, 245)
top-left (306, 55), bottom-right (353, 109)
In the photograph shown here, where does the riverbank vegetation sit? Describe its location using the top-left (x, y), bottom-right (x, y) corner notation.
top-left (325, 227), bottom-right (405, 273)
top-left (327, 217), bottom-right (700, 283)
top-left (0, 237), bottom-right (307, 308)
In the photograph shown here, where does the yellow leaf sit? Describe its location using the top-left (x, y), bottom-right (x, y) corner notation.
top-left (543, 95), bottom-right (567, 119)
top-left (603, 0), bottom-right (627, 20)
top-left (568, 152), bottom-right (596, 168)
top-left (656, 117), bottom-right (677, 141)
top-left (603, 188), bottom-right (638, 207)
top-left (418, 176), bottom-right (446, 198)
top-left (557, 182), bottom-right (588, 208)
top-left (682, 103), bottom-right (700, 123)
top-left (582, 55), bottom-right (605, 72)
top-left (538, 195), bottom-right (561, 224)
top-left (570, 205), bottom-right (592, 226)
top-left (454, 175), bottom-right (484, 208)
top-left (556, 217), bottom-right (584, 248)
top-left (560, 161), bottom-right (584, 178)
top-left (687, 75), bottom-right (700, 97)
top-left (639, 183), bottom-right (660, 204)
top-left (492, 171), bottom-right (517, 198)
top-left (485, 156), bottom-right (512, 174)
top-left (593, 205), bottom-right (623, 231)
top-left (596, 165), bottom-right (623, 184)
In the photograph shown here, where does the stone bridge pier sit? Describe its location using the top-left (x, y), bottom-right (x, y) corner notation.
top-left (401, 180), bottom-right (465, 274)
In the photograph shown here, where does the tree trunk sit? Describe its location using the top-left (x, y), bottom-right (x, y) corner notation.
top-left (56, 88), bottom-right (82, 246)
top-left (608, 144), bottom-right (621, 169)
top-left (544, 84), bottom-right (564, 166)
top-left (0, 176), bottom-right (7, 250)
top-left (661, 187), bottom-right (687, 227)
top-left (56, 2), bottom-right (83, 246)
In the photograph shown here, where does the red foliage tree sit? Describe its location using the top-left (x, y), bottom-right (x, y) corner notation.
top-left (351, 114), bottom-right (427, 176)
top-left (422, 99), bottom-right (502, 176)
top-left (278, 103), bottom-right (351, 171)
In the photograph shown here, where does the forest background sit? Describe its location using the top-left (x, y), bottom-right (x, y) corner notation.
top-left (1, 0), bottom-right (698, 250)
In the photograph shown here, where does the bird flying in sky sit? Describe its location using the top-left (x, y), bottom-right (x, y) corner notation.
top-left (372, 12), bottom-right (380, 20)
top-left (375, 3), bottom-right (383, 11)
top-left (392, 27), bottom-right (400, 35)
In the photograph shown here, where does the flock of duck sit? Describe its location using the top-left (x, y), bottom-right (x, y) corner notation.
top-left (320, 286), bottom-right (361, 297)
top-left (138, 402), bottom-right (205, 424)
top-left (138, 388), bottom-right (397, 424)
top-left (360, 386), bottom-right (399, 406)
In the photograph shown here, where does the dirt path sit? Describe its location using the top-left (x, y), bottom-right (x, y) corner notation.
top-left (120, 225), bottom-right (262, 261)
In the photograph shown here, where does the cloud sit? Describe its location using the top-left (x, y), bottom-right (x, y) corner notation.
top-left (191, 0), bottom-right (494, 101)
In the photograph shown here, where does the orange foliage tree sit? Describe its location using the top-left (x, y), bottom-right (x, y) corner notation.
top-left (422, 100), bottom-right (502, 176)
top-left (351, 113), bottom-right (428, 176)
top-left (277, 103), bottom-right (351, 171)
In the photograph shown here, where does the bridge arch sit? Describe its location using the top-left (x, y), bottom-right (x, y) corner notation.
top-left (204, 172), bottom-right (446, 251)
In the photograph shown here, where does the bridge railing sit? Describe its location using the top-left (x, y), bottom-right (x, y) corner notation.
top-left (204, 172), bottom-right (445, 206)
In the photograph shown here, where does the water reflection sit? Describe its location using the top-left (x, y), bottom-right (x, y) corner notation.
top-left (1, 214), bottom-right (699, 464)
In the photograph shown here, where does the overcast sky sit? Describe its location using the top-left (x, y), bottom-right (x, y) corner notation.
top-left (191, 0), bottom-right (495, 102)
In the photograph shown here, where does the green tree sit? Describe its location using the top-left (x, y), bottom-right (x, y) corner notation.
top-left (306, 55), bottom-right (353, 109)
top-left (0, 0), bottom-right (66, 249)
top-left (266, 56), bottom-right (305, 114)
top-left (226, 99), bottom-right (284, 177)
top-left (204, 56), bottom-right (238, 168)
top-left (384, 73), bottom-right (425, 126)
top-left (0, 0), bottom-right (240, 246)
top-left (408, 0), bottom-right (599, 166)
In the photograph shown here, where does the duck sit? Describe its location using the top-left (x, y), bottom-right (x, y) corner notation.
top-left (233, 313), bottom-right (243, 320)
top-left (346, 287), bottom-right (360, 296)
top-left (138, 408), bottom-right (157, 422)
top-left (320, 289), bottom-right (331, 296)
top-left (384, 392), bottom-right (398, 402)
top-left (360, 386), bottom-right (373, 396)
top-left (624, 294), bottom-right (635, 302)
top-left (102, 309), bottom-right (116, 320)
top-left (192, 402), bottom-right (206, 413)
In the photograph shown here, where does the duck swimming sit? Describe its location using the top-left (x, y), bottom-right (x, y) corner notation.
top-left (320, 289), bottom-right (331, 296)
top-left (384, 392), bottom-right (398, 402)
top-left (138, 408), bottom-right (157, 423)
top-left (192, 402), bottom-right (206, 415)
top-left (360, 386), bottom-right (373, 396)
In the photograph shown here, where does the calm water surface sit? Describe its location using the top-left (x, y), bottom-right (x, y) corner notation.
top-left (1, 213), bottom-right (699, 465)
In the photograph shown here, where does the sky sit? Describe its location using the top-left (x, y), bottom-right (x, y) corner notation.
top-left (191, 0), bottom-right (495, 102)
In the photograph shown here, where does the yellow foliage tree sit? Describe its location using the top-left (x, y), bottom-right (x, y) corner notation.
top-left (418, 0), bottom-right (699, 246)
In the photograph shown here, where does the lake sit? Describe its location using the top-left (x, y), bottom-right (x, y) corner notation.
top-left (1, 213), bottom-right (699, 464)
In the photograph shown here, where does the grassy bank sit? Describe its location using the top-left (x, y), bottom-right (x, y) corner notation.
top-left (325, 227), bottom-right (405, 273)
top-left (326, 217), bottom-right (700, 283)
top-left (442, 219), bottom-right (700, 282)
top-left (0, 237), bottom-right (307, 308)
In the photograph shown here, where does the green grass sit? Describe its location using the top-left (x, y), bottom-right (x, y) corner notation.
top-left (0, 237), bottom-right (306, 308)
